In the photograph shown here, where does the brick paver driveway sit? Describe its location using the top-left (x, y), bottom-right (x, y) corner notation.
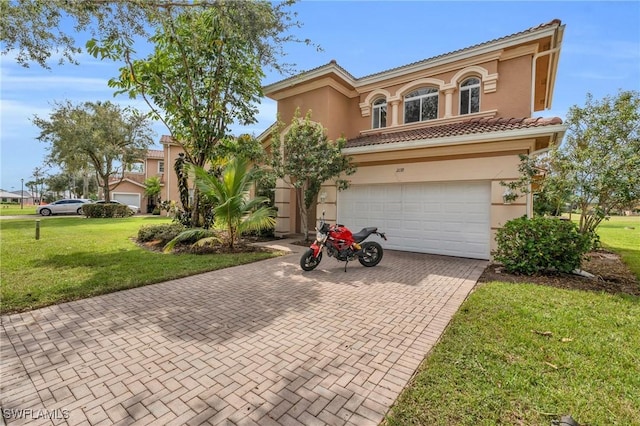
top-left (1, 244), bottom-right (486, 426)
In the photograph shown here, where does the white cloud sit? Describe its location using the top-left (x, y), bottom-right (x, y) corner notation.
top-left (1, 71), bottom-right (110, 92)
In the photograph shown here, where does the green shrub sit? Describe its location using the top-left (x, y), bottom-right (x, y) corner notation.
top-left (493, 216), bottom-right (593, 275)
top-left (137, 223), bottom-right (186, 245)
top-left (83, 203), bottom-right (133, 218)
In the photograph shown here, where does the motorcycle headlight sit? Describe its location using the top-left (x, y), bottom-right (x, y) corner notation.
top-left (316, 231), bottom-right (327, 242)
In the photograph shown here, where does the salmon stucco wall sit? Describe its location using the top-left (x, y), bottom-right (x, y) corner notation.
top-left (314, 152), bottom-right (530, 257)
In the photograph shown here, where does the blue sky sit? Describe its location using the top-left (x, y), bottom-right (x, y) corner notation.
top-left (1, 1), bottom-right (639, 192)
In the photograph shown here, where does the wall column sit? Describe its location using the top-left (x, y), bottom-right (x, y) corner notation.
top-left (274, 177), bottom-right (291, 237)
top-left (389, 98), bottom-right (400, 127)
top-left (443, 88), bottom-right (455, 118)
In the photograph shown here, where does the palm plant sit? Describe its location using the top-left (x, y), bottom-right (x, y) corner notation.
top-left (192, 157), bottom-right (275, 249)
top-left (144, 176), bottom-right (162, 213)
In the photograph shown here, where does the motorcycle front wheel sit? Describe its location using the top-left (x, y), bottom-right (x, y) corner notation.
top-left (300, 249), bottom-right (322, 271)
top-left (358, 242), bottom-right (383, 267)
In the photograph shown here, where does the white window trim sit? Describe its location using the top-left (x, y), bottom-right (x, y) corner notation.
top-left (158, 160), bottom-right (165, 174)
top-left (404, 87), bottom-right (439, 123)
top-left (372, 98), bottom-right (387, 129)
top-left (460, 77), bottom-right (481, 115)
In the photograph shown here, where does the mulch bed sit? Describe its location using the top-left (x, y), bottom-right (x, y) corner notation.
top-left (135, 239), bottom-right (273, 255)
top-left (478, 249), bottom-right (640, 296)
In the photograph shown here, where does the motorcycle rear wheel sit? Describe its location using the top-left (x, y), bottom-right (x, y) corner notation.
top-left (358, 242), bottom-right (383, 267)
top-left (300, 249), bottom-right (322, 271)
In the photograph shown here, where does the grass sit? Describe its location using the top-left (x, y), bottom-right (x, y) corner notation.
top-left (0, 216), bottom-right (280, 314)
top-left (594, 215), bottom-right (640, 279)
top-left (385, 215), bottom-right (640, 426)
top-left (0, 204), bottom-right (38, 216)
top-left (385, 284), bottom-right (640, 425)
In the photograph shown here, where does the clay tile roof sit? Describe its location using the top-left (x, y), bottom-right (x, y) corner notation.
top-left (147, 149), bottom-right (164, 159)
top-left (346, 116), bottom-right (564, 148)
top-left (160, 135), bottom-right (176, 144)
top-left (265, 19), bottom-right (562, 90)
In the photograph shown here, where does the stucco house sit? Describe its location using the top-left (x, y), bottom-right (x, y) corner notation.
top-left (261, 19), bottom-right (567, 260)
top-left (105, 149), bottom-right (166, 212)
top-left (106, 137), bottom-right (189, 213)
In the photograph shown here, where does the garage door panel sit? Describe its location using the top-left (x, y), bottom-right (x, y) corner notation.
top-left (113, 193), bottom-right (140, 208)
top-left (338, 181), bottom-right (490, 259)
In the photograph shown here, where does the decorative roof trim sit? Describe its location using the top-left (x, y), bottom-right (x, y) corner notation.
top-left (263, 61), bottom-right (356, 97)
top-left (107, 178), bottom-right (147, 189)
top-left (257, 122), bottom-right (277, 143)
top-left (267, 76), bottom-right (359, 101)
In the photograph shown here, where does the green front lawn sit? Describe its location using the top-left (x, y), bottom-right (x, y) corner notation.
top-left (385, 283), bottom-right (640, 425)
top-left (385, 215), bottom-right (640, 425)
top-left (0, 204), bottom-right (37, 216)
top-left (594, 215), bottom-right (640, 278)
top-left (0, 217), bottom-right (280, 314)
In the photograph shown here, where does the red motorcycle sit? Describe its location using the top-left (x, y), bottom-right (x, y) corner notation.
top-left (300, 212), bottom-right (387, 271)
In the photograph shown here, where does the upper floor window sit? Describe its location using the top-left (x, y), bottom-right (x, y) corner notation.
top-left (127, 162), bottom-right (144, 174)
top-left (460, 77), bottom-right (480, 115)
top-left (158, 160), bottom-right (165, 174)
top-left (404, 87), bottom-right (438, 123)
top-left (372, 98), bottom-right (387, 129)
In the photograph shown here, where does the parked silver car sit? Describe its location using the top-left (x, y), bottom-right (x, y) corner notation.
top-left (36, 199), bottom-right (93, 216)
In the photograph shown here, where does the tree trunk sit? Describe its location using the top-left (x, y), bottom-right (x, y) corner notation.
top-left (190, 186), bottom-right (201, 227)
top-left (296, 187), bottom-right (309, 241)
top-left (82, 172), bottom-right (89, 198)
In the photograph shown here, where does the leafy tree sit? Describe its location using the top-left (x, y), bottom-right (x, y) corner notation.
top-left (33, 100), bottom-right (154, 202)
top-left (88, 4), bottom-right (293, 226)
top-left (556, 90), bottom-right (640, 234)
top-left (503, 91), bottom-right (639, 235)
top-left (501, 154), bottom-right (573, 216)
top-left (46, 171), bottom-right (97, 199)
top-left (30, 166), bottom-right (48, 204)
top-left (2, 0), bottom-right (310, 71)
top-left (271, 109), bottom-right (356, 240)
top-left (45, 173), bottom-right (70, 198)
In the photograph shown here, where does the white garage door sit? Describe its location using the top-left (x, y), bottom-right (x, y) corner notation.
top-left (112, 193), bottom-right (141, 209)
top-left (337, 181), bottom-right (491, 259)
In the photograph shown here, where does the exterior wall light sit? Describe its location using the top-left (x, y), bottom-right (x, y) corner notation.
top-left (319, 191), bottom-right (327, 204)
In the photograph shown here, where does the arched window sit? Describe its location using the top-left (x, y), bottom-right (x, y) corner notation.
top-left (372, 98), bottom-right (387, 129)
top-left (404, 87), bottom-right (438, 123)
top-left (460, 77), bottom-right (480, 114)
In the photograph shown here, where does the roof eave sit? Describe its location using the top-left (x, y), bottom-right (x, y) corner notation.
top-left (263, 63), bottom-right (357, 97)
top-left (343, 124), bottom-right (568, 155)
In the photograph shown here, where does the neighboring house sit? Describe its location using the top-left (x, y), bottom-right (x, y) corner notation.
top-left (106, 139), bottom-right (191, 213)
top-left (106, 149), bottom-right (166, 213)
top-left (260, 19), bottom-right (567, 260)
top-left (0, 190), bottom-right (26, 204)
top-left (8, 190), bottom-right (35, 204)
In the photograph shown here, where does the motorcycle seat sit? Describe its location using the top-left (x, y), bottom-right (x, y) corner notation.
top-left (352, 227), bottom-right (378, 243)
